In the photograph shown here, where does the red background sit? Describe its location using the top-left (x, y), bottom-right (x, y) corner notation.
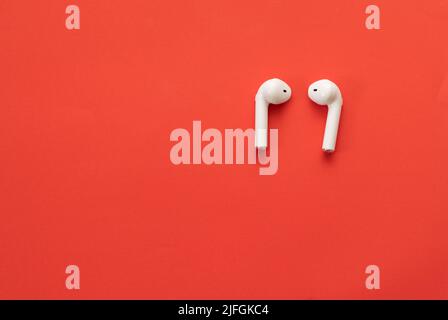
top-left (1, 0), bottom-right (448, 299)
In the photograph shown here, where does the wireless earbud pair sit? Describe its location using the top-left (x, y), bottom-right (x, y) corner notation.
top-left (255, 78), bottom-right (343, 153)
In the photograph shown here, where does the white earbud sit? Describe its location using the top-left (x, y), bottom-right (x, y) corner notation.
top-left (255, 78), bottom-right (291, 149)
top-left (308, 79), bottom-right (343, 153)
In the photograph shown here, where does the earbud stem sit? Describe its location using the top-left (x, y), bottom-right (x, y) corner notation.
top-left (322, 101), bottom-right (342, 152)
top-left (255, 95), bottom-right (269, 149)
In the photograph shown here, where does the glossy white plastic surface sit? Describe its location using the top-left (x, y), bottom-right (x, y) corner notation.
top-left (308, 79), bottom-right (343, 152)
top-left (255, 78), bottom-right (291, 149)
